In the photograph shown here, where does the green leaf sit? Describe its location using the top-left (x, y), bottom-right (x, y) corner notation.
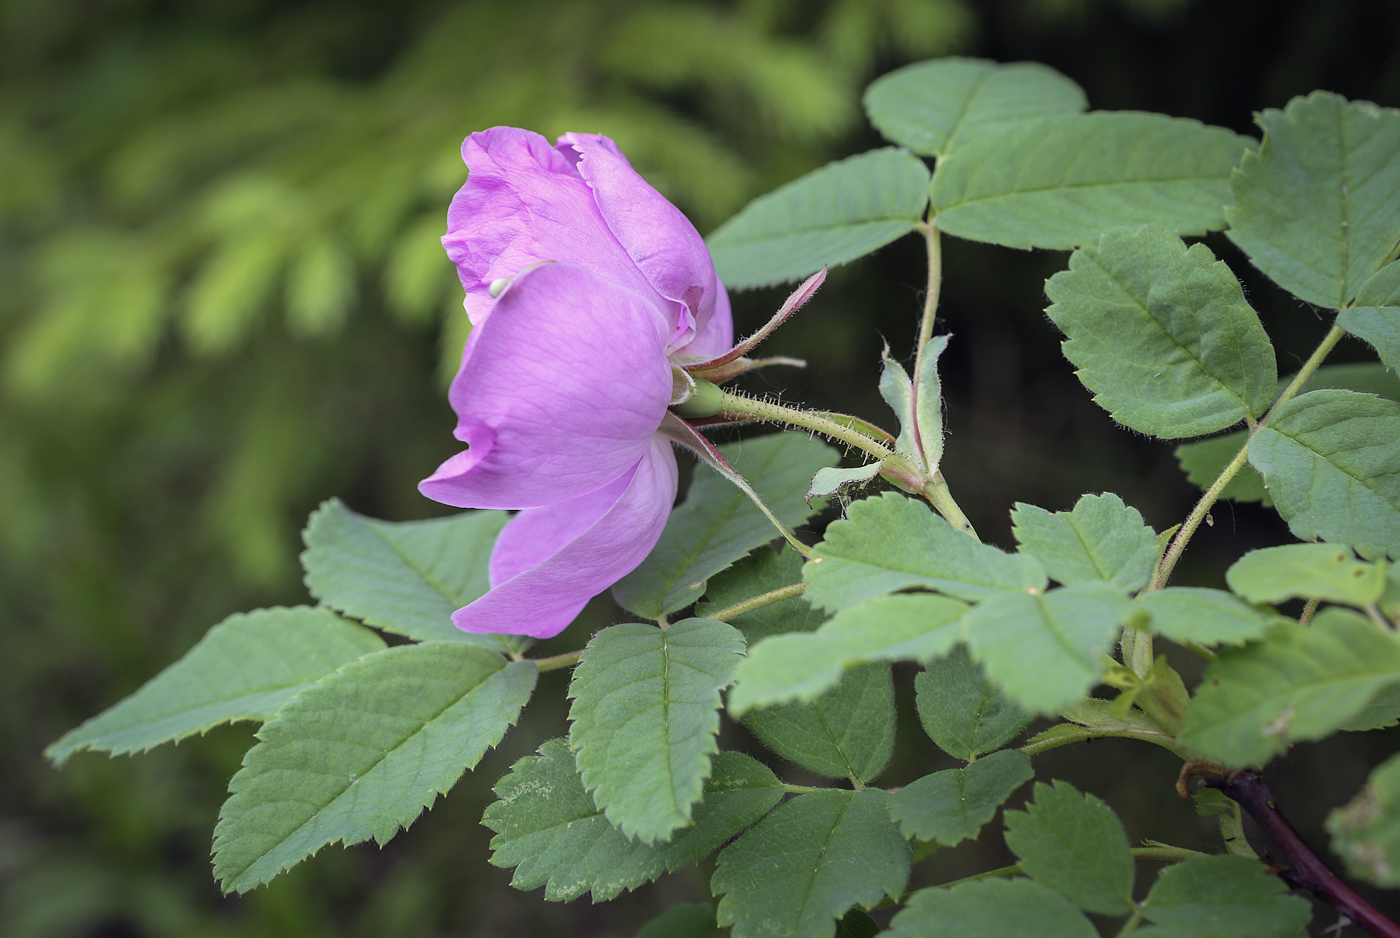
top-left (46, 606), bottom-right (384, 764)
top-left (1329, 751), bottom-right (1400, 887)
top-left (1226, 92), bottom-right (1400, 309)
top-left (1045, 226), bottom-right (1275, 438)
top-left (963, 582), bottom-right (1131, 714)
top-left (911, 334), bottom-right (949, 471)
top-left (695, 546), bottom-right (827, 643)
top-left (1339, 305), bottom-right (1400, 375)
top-left (1340, 681), bottom-right (1400, 732)
top-left (301, 498), bottom-right (519, 652)
top-left (1011, 493), bottom-right (1158, 592)
top-left (1384, 563), bottom-right (1400, 623)
top-left (485, 740), bottom-right (783, 902)
top-left (569, 618), bottom-right (746, 843)
top-left (1004, 780), bottom-right (1135, 915)
top-left (1142, 855), bottom-right (1312, 937)
top-left (1247, 389), bottom-right (1400, 560)
top-left (930, 113), bottom-right (1252, 249)
top-left (741, 663), bottom-right (895, 782)
top-left (914, 644), bottom-right (1032, 760)
top-left (212, 643), bottom-right (536, 893)
top-left (614, 433), bottom-right (838, 618)
top-left (1133, 588), bottom-right (1273, 646)
top-left (728, 593), bottom-right (967, 715)
top-left (863, 57), bottom-right (1086, 157)
top-left (886, 879), bottom-right (1098, 938)
top-left (1175, 433), bottom-right (1270, 504)
top-left (713, 789), bottom-right (910, 938)
top-left (888, 749), bottom-right (1033, 845)
top-left (1226, 543), bottom-right (1387, 606)
top-left (803, 493), bottom-right (1046, 610)
top-left (635, 904), bottom-right (723, 938)
top-left (706, 148), bottom-right (931, 289)
top-left (1179, 608), bottom-right (1400, 767)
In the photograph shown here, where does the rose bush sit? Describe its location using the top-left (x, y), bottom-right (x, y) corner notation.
top-left (419, 127), bottom-right (733, 639)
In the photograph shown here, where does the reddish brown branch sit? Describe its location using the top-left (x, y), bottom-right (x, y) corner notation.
top-left (1203, 770), bottom-right (1400, 938)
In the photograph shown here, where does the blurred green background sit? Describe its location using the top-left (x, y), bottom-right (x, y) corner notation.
top-left (4, 0), bottom-right (1399, 935)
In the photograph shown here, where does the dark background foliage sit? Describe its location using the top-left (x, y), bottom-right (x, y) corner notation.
top-left (2, 0), bottom-right (1398, 934)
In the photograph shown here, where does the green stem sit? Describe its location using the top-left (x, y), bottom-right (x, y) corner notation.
top-left (1021, 723), bottom-right (1190, 760)
top-left (712, 387), bottom-right (895, 463)
top-left (1150, 442), bottom-right (1250, 591)
top-left (1150, 324), bottom-right (1347, 592)
top-left (1265, 323), bottom-right (1347, 421)
top-left (783, 783), bottom-right (820, 795)
top-left (708, 583), bottom-right (807, 622)
top-left (914, 222), bottom-right (942, 385)
top-left (1115, 905), bottom-right (1146, 937)
top-left (532, 650), bottom-right (582, 673)
top-left (922, 470), bottom-right (978, 539)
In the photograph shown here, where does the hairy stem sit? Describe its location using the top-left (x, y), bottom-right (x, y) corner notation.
top-left (711, 387), bottom-right (895, 464)
top-left (708, 582), bottom-right (807, 622)
top-left (922, 470), bottom-right (978, 539)
top-left (532, 650), bottom-right (583, 673)
top-left (1149, 323), bottom-right (1347, 592)
top-left (1151, 442), bottom-right (1251, 591)
top-left (1205, 770), bottom-right (1400, 938)
top-left (1021, 723), bottom-right (1190, 760)
top-left (914, 222), bottom-right (943, 387)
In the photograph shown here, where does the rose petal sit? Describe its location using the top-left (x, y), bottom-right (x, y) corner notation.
top-left (674, 274), bottom-right (734, 360)
top-left (453, 438), bottom-right (679, 638)
top-left (444, 127), bottom-right (660, 325)
top-left (560, 133), bottom-right (728, 353)
top-left (419, 262), bottom-right (673, 510)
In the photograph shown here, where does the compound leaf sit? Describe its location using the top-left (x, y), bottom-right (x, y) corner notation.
top-left (1142, 855), bottom-right (1311, 937)
top-left (931, 112), bottom-right (1252, 249)
top-left (962, 582), bottom-right (1131, 714)
top-left (1004, 780), bottom-right (1135, 915)
top-left (713, 789), bottom-right (910, 938)
top-left (212, 643), bottom-right (536, 893)
top-left (1226, 91), bottom-right (1400, 309)
top-left (614, 433), bottom-right (837, 618)
top-left (1179, 608), bottom-right (1400, 767)
top-left (707, 148), bottom-right (931, 289)
top-left (915, 644), bottom-right (1032, 760)
top-left (728, 593), bottom-right (967, 715)
top-left (1045, 226), bottom-right (1275, 438)
top-left (569, 618), bottom-right (746, 843)
top-left (741, 663), bottom-right (895, 783)
top-left (301, 498), bottom-right (518, 652)
top-left (889, 749), bottom-right (1033, 845)
top-left (485, 740), bottom-right (783, 902)
top-left (886, 879), bottom-right (1098, 938)
top-left (1011, 493), bottom-right (1158, 592)
top-left (1226, 543), bottom-right (1386, 607)
top-left (47, 606), bottom-right (384, 764)
top-left (863, 57), bottom-right (1086, 157)
top-left (803, 493), bottom-right (1046, 611)
top-left (1247, 389), bottom-right (1400, 560)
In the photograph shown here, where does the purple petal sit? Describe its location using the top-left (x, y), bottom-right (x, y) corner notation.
top-left (453, 438), bottom-right (679, 638)
top-left (419, 262), bottom-right (673, 510)
top-left (560, 133), bottom-right (730, 353)
top-left (673, 274), bottom-right (734, 360)
top-left (444, 127), bottom-right (661, 325)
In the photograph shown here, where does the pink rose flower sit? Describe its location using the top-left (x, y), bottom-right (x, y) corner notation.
top-left (419, 127), bottom-right (733, 639)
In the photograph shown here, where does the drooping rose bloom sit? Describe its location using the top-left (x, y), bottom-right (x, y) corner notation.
top-left (419, 127), bottom-right (733, 639)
